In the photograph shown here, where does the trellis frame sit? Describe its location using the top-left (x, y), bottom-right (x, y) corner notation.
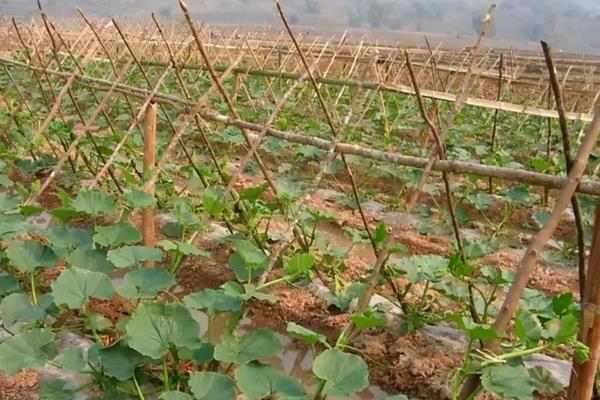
top-left (1, 4), bottom-right (600, 399)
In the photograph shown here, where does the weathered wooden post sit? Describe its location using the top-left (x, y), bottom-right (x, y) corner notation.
top-left (567, 204), bottom-right (600, 400)
top-left (142, 102), bottom-right (156, 266)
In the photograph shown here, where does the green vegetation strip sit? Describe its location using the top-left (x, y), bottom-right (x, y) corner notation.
top-left (2, 58), bottom-right (600, 195)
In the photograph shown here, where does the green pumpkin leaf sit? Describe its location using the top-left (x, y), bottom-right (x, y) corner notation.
top-left (0, 213), bottom-right (28, 240)
top-left (158, 239), bottom-right (178, 252)
top-left (533, 211), bottom-right (551, 227)
top-left (189, 371), bottom-right (236, 400)
top-left (234, 240), bottom-right (267, 266)
top-left (283, 253), bottom-right (315, 276)
top-left (180, 342), bottom-right (214, 364)
top-left (72, 189), bottom-right (116, 216)
top-left (183, 289), bottom-right (242, 316)
top-left (392, 255), bottom-right (448, 283)
top-left (123, 190), bottom-right (157, 209)
top-left (506, 186), bottom-right (530, 204)
top-left (528, 366), bottom-right (564, 395)
top-left (350, 311), bottom-right (388, 330)
top-left (551, 293), bottom-right (574, 316)
top-left (40, 379), bottom-right (75, 400)
top-left (554, 314), bottom-right (579, 343)
top-left (481, 364), bottom-right (534, 399)
top-left (240, 183), bottom-right (269, 202)
top-left (66, 248), bottom-right (115, 274)
top-left (172, 198), bottom-right (201, 227)
top-left (48, 208), bottom-right (78, 224)
top-left (125, 302), bottom-right (200, 359)
top-left (0, 274), bottom-right (19, 297)
top-left (160, 392), bottom-right (193, 400)
top-left (0, 193), bottom-right (20, 212)
top-left (52, 268), bottom-right (114, 309)
top-left (454, 316), bottom-right (501, 341)
top-left (448, 252), bottom-right (476, 277)
top-left (241, 283), bottom-right (278, 303)
top-left (177, 242), bottom-right (209, 257)
top-left (0, 328), bottom-right (56, 375)
top-left (468, 193), bottom-right (494, 210)
top-left (117, 267), bottom-right (176, 299)
top-left (45, 227), bottom-right (93, 257)
top-left (60, 347), bottom-right (86, 373)
top-left (235, 364), bottom-right (307, 400)
top-left (515, 310), bottom-right (542, 347)
top-left (214, 329), bottom-right (282, 364)
top-left (107, 245), bottom-right (163, 268)
top-left (85, 312), bottom-right (113, 332)
top-left (203, 186), bottom-right (227, 217)
top-left (229, 252), bottom-right (264, 282)
top-left (312, 348), bottom-right (369, 396)
top-left (94, 222), bottom-right (142, 247)
top-left (324, 282), bottom-right (366, 312)
top-left (0, 292), bottom-right (52, 327)
top-left (227, 241), bottom-right (265, 277)
top-left (162, 222), bottom-right (184, 239)
top-left (6, 240), bottom-right (57, 272)
top-left (374, 222), bottom-right (387, 250)
top-left (159, 240), bottom-right (209, 257)
top-left (286, 322), bottom-right (328, 347)
top-left (99, 341), bottom-right (145, 381)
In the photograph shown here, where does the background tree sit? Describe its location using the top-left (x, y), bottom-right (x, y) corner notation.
top-left (367, 0), bottom-right (393, 28)
top-left (304, 0), bottom-right (320, 15)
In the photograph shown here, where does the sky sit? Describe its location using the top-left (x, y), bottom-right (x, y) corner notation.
top-left (2, 0), bottom-right (600, 53)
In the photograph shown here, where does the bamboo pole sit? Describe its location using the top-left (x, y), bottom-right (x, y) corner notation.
top-left (542, 40), bottom-right (587, 298)
top-left (20, 52), bottom-right (596, 122)
top-left (489, 53), bottom-right (503, 193)
top-left (142, 103), bottom-right (157, 264)
top-left (567, 204), bottom-right (600, 400)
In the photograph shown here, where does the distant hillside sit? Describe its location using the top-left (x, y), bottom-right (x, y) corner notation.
top-left (2, 0), bottom-right (600, 54)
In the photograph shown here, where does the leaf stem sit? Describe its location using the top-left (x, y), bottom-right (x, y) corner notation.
top-left (30, 273), bottom-right (38, 306)
top-left (257, 275), bottom-right (293, 291)
top-left (312, 380), bottom-right (326, 400)
top-left (497, 345), bottom-right (546, 361)
top-left (133, 374), bottom-right (145, 400)
top-left (161, 290), bottom-right (182, 303)
top-left (162, 357), bottom-right (170, 391)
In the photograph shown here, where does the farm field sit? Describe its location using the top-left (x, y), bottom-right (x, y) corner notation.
top-left (0, 2), bottom-right (599, 400)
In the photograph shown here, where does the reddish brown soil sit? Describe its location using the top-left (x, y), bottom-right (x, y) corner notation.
top-left (176, 244), bottom-right (235, 293)
top-left (0, 371), bottom-right (39, 400)
top-left (250, 287), bottom-right (349, 342)
top-left (89, 294), bottom-right (135, 325)
top-left (484, 250), bottom-right (579, 297)
top-left (363, 329), bottom-right (463, 399)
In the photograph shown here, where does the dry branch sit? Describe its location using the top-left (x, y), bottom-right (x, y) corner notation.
top-left (542, 40), bottom-right (587, 297)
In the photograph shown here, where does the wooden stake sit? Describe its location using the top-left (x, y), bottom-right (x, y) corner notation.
top-left (142, 102), bottom-right (157, 265)
top-left (567, 204), bottom-right (600, 400)
top-left (542, 40), bottom-right (587, 298)
top-left (489, 53), bottom-right (503, 193)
